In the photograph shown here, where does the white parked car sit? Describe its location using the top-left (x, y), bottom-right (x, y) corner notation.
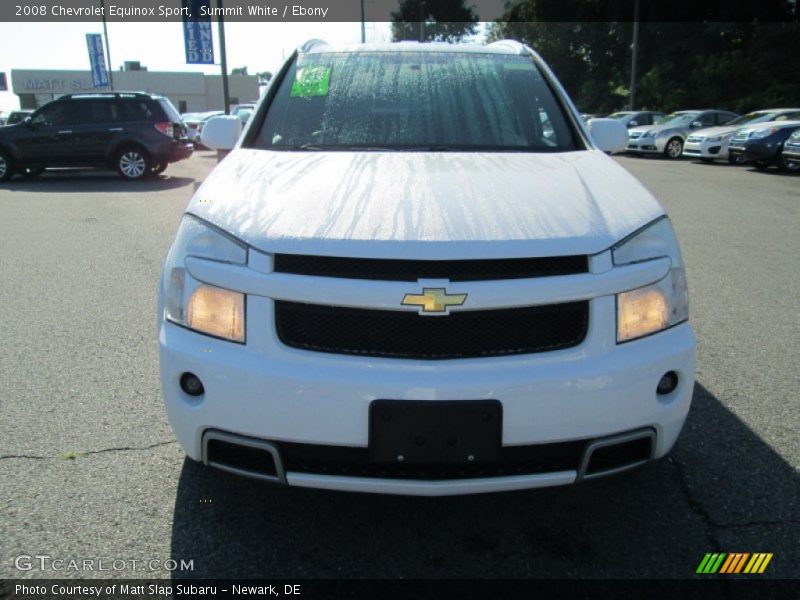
top-left (182, 111), bottom-right (224, 145)
top-left (627, 110), bottom-right (739, 158)
top-left (158, 40), bottom-right (695, 496)
top-left (683, 108), bottom-right (800, 163)
top-left (606, 110), bottom-right (666, 129)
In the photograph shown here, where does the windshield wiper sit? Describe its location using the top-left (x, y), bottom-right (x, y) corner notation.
top-left (391, 145), bottom-right (456, 151)
top-left (281, 143), bottom-right (324, 151)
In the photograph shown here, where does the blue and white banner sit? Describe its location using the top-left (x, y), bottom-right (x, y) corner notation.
top-left (183, 0), bottom-right (214, 64)
top-left (85, 33), bottom-right (109, 88)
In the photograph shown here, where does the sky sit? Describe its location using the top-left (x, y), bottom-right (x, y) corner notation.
top-left (0, 21), bottom-right (398, 112)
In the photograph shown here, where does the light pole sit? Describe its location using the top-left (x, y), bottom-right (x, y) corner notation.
top-left (629, 0), bottom-right (640, 110)
top-left (419, 1), bottom-right (426, 42)
top-left (360, 0), bottom-right (365, 43)
top-left (217, 0), bottom-right (230, 113)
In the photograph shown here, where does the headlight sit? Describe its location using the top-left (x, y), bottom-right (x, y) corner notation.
top-left (162, 214), bottom-right (247, 342)
top-left (640, 130), bottom-right (655, 138)
top-left (706, 135), bottom-right (723, 142)
top-left (614, 218), bottom-right (689, 342)
top-left (749, 127), bottom-right (777, 139)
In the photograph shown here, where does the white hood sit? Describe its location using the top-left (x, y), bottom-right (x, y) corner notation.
top-left (687, 125), bottom-right (740, 138)
top-left (187, 148), bottom-right (664, 260)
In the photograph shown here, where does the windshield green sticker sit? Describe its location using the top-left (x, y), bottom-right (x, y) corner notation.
top-left (290, 66), bottom-right (331, 97)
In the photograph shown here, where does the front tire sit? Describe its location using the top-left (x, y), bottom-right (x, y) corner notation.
top-left (699, 157), bottom-right (714, 164)
top-left (0, 149), bottom-right (14, 182)
top-left (664, 137), bottom-right (684, 159)
top-left (150, 162), bottom-right (168, 176)
top-left (728, 154), bottom-right (745, 165)
top-left (753, 161), bottom-right (770, 171)
top-left (116, 147), bottom-right (150, 180)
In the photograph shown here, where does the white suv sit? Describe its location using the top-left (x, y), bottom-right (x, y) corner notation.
top-left (158, 40), bottom-right (695, 496)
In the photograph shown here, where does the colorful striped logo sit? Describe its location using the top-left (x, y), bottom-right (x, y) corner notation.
top-left (696, 553), bottom-right (773, 574)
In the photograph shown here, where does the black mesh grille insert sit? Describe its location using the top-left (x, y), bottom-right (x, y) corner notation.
top-left (273, 254), bottom-right (588, 282)
top-left (275, 301), bottom-right (589, 359)
top-left (277, 440), bottom-right (585, 480)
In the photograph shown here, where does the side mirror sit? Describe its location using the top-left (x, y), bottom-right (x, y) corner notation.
top-left (690, 121), bottom-right (703, 128)
top-left (587, 118), bottom-right (628, 153)
top-left (199, 115), bottom-right (242, 151)
top-left (628, 120), bottom-right (638, 128)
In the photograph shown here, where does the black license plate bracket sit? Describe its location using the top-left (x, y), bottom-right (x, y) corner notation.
top-left (369, 400), bottom-right (502, 464)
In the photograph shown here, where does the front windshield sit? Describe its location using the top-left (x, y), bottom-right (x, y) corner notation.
top-left (727, 112), bottom-right (769, 126)
top-left (654, 112), bottom-right (699, 126)
top-left (255, 51), bottom-right (580, 152)
top-left (608, 112), bottom-right (634, 119)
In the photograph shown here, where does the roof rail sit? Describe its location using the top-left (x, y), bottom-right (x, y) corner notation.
top-left (486, 39), bottom-right (527, 55)
top-left (59, 91), bottom-right (151, 100)
top-left (298, 39), bottom-right (329, 53)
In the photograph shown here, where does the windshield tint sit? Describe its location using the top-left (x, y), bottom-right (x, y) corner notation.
top-left (655, 112), bottom-right (699, 126)
top-left (254, 51), bottom-right (580, 152)
top-left (729, 111), bottom-right (800, 126)
top-left (730, 112), bottom-right (773, 126)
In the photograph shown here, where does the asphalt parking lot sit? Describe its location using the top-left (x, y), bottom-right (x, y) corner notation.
top-left (1, 152), bottom-right (798, 580)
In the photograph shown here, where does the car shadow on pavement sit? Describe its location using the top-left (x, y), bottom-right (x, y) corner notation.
top-left (169, 383), bottom-right (798, 579)
top-left (742, 167), bottom-right (799, 177)
top-left (0, 171), bottom-right (195, 193)
top-left (687, 161), bottom-right (741, 168)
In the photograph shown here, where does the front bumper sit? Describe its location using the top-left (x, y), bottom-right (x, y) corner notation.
top-left (683, 138), bottom-right (728, 160)
top-left (728, 140), bottom-right (781, 163)
top-left (742, 140), bottom-right (780, 163)
top-left (781, 141), bottom-right (800, 163)
top-left (159, 284), bottom-right (695, 494)
top-left (626, 136), bottom-right (664, 154)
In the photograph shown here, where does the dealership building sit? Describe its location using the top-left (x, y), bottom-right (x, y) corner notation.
top-left (10, 68), bottom-right (259, 113)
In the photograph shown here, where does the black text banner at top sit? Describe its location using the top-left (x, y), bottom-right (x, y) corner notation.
top-left (4, 0), bottom-right (799, 22)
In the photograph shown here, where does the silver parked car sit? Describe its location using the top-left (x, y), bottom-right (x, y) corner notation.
top-left (627, 110), bottom-right (739, 159)
top-left (781, 128), bottom-right (800, 169)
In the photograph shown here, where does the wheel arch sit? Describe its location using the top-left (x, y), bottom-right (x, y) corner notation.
top-left (109, 139), bottom-right (151, 167)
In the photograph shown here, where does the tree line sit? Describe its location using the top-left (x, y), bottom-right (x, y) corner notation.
top-left (390, 0), bottom-right (800, 114)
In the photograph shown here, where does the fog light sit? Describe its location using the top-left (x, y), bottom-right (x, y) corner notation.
top-left (180, 372), bottom-right (205, 396)
top-left (657, 371), bottom-right (678, 395)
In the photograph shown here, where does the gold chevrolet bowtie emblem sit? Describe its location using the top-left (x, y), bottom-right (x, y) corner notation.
top-left (402, 288), bottom-right (467, 314)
